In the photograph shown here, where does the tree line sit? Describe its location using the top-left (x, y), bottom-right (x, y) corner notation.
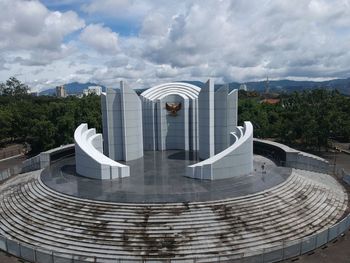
top-left (238, 89), bottom-right (350, 150)
top-left (0, 78), bottom-right (101, 154)
top-left (0, 77), bottom-right (349, 154)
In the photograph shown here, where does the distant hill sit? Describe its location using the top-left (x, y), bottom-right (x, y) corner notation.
top-left (40, 78), bottom-right (350, 96)
top-left (180, 79), bottom-right (350, 95)
top-left (243, 78), bottom-right (350, 95)
top-left (40, 82), bottom-right (106, 96)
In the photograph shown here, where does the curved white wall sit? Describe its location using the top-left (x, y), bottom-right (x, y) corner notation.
top-left (141, 82), bottom-right (200, 100)
top-left (74, 123), bottom-right (129, 180)
top-left (254, 138), bottom-right (329, 173)
top-left (187, 121), bottom-right (253, 180)
top-left (141, 82), bottom-right (200, 151)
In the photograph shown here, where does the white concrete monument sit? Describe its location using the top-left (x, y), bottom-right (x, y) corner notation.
top-left (74, 79), bottom-right (253, 180)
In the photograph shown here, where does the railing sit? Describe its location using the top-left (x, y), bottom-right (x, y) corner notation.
top-left (0, 165), bottom-right (22, 181)
top-left (0, 144), bottom-right (75, 181)
top-left (277, 160), bottom-right (331, 174)
top-left (0, 148), bottom-right (23, 160)
top-left (0, 144), bottom-right (350, 262)
top-left (253, 139), bottom-right (330, 174)
top-left (0, 213), bottom-right (349, 263)
top-left (341, 169), bottom-right (350, 185)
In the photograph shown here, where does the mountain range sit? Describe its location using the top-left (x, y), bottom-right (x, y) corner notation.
top-left (40, 78), bottom-right (350, 96)
top-left (241, 78), bottom-right (350, 95)
top-left (184, 78), bottom-right (350, 95)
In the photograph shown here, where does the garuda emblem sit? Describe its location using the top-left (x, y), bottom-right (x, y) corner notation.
top-left (166, 102), bottom-right (182, 116)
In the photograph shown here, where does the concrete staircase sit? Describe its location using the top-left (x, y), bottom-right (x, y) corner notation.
top-left (0, 169), bottom-right (347, 262)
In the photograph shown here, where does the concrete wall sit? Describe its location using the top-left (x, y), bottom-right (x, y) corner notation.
top-left (140, 80), bottom-right (239, 162)
top-left (101, 79), bottom-right (243, 179)
top-left (1, 210), bottom-right (349, 263)
top-left (188, 121), bottom-right (253, 180)
top-left (142, 100), bottom-right (157, 151)
top-left (101, 88), bottom-right (123, 160)
top-left (141, 82), bottom-right (200, 152)
top-left (214, 87), bottom-right (238, 154)
top-left (74, 123), bottom-right (129, 180)
top-left (120, 82), bottom-right (144, 160)
top-left (101, 81), bottom-right (143, 161)
top-left (286, 150), bottom-right (329, 172)
top-left (157, 94), bottom-right (189, 150)
top-left (254, 138), bottom-right (329, 173)
top-left (21, 144), bottom-right (75, 173)
top-left (198, 79), bottom-right (215, 159)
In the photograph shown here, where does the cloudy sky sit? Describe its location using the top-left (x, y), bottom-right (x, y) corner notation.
top-left (0, 0), bottom-right (350, 91)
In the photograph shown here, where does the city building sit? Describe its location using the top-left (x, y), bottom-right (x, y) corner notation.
top-left (239, 83), bottom-right (248, 91)
top-left (83, 85), bottom-right (102, 96)
top-left (261, 98), bottom-right (281, 105)
top-left (55, 85), bottom-right (66, 98)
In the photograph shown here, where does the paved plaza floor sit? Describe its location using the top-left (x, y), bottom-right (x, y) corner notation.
top-left (41, 150), bottom-right (291, 203)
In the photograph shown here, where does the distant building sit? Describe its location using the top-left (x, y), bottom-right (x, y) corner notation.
top-left (30, 91), bottom-right (39, 97)
top-left (83, 86), bottom-right (102, 96)
top-left (239, 84), bottom-right (248, 91)
top-left (261, 98), bottom-right (280, 105)
top-left (264, 76), bottom-right (270, 96)
top-left (56, 85), bottom-right (66, 98)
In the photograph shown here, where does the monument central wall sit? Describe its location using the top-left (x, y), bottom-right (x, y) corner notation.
top-left (158, 94), bottom-right (189, 150)
top-left (140, 82), bottom-right (201, 153)
top-left (78, 79), bottom-right (253, 180)
top-left (140, 80), bottom-right (238, 159)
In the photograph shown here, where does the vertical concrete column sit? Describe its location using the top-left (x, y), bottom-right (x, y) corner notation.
top-left (101, 93), bottom-right (109, 155)
top-left (213, 86), bottom-right (238, 154)
top-left (190, 99), bottom-right (199, 151)
top-left (183, 98), bottom-right (190, 151)
top-left (150, 102), bottom-right (157, 150)
top-left (120, 81), bottom-right (144, 161)
top-left (101, 88), bottom-right (123, 160)
top-left (141, 98), bottom-right (147, 149)
top-left (142, 99), bottom-right (157, 151)
top-left (156, 100), bottom-right (164, 150)
top-left (214, 85), bottom-right (229, 154)
top-left (227, 89), bottom-right (238, 132)
top-left (198, 79), bottom-right (215, 159)
top-left (194, 99), bottom-right (199, 153)
top-left (101, 83), bottom-right (144, 162)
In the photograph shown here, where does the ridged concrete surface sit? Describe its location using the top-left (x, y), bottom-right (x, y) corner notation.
top-left (0, 169), bottom-right (348, 262)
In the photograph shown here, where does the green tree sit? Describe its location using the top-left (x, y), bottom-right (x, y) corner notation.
top-left (1, 76), bottom-right (349, 155)
top-left (0, 109), bottom-right (12, 144)
top-left (1, 77), bottom-right (29, 96)
top-left (27, 120), bottom-right (56, 153)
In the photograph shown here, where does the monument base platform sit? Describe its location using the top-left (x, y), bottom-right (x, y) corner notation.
top-left (41, 150), bottom-right (291, 203)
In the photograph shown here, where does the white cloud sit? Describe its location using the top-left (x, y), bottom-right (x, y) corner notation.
top-left (140, 12), bottom-right (169, 37)
top-left (132, 0), bottom-right (350, 82)
top-left (0, 0), bottom-right (84, 51)
top-left (0, 56), bottom-right (9, 71)
top-left (2, 0), bottom-right (350, 91)
top-left (155, 65), bottom-right (179, 78)
top-left (79, 24), bottom-right (119, 54)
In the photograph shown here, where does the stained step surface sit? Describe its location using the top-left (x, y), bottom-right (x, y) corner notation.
top-left (0, 168), bottom-right (347, 262)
